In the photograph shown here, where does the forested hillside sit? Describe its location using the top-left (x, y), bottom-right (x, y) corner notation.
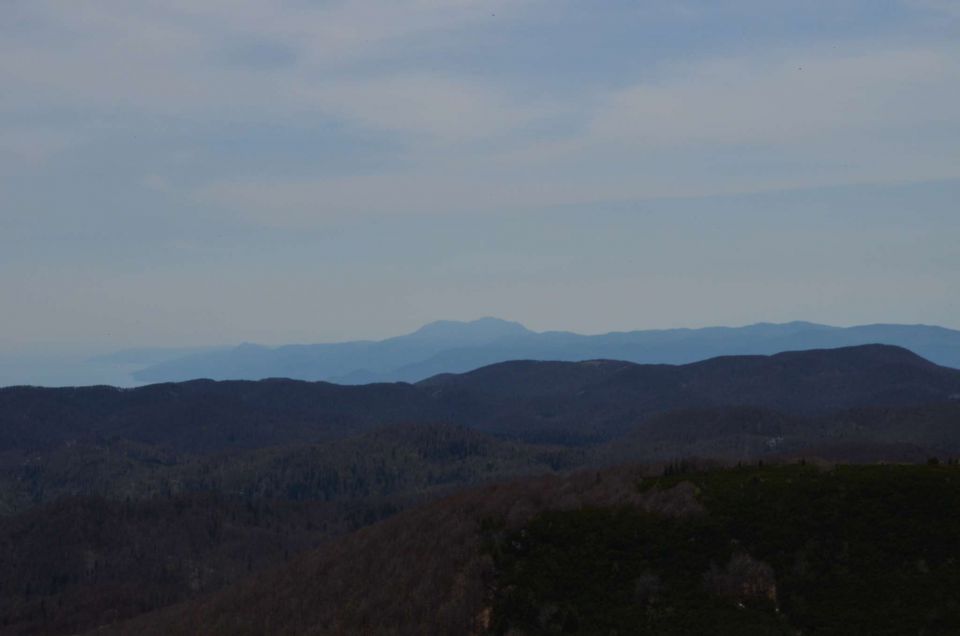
top-left (0, 346), bottom-right (958, 634)
top-left (92, 462), bottom-right (960, 635)
top-left (3, 345), bottom-right (958, 450)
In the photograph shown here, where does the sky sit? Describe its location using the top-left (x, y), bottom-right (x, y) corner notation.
top-left (2, 0), bottom-right (959, 355)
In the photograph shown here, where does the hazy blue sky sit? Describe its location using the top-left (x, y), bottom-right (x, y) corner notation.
top-left (2, 0), bottom-right (959, 352)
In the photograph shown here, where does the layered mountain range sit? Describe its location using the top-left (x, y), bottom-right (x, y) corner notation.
top-left (2, 344), bottom-right (957, 452)
top-left (126, 318), bottom-right (960, 384)
top-left (1, 344), bottom-right (959, 634)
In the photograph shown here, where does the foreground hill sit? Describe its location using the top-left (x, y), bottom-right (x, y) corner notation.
top-left (1, 346), bottom-right (959, 633)
top-left (0, 423), bottom-right (569, 635)
top-left (3, 398), bottom-right (958, 635)
top-left (128, 319), bottom-right (960, 384)
top-left (3, 345), bottom-right (959, 451)
top-left (0, 495), bottom-right (340, 636)
top-left (92, 461), bottom-right (960, 635)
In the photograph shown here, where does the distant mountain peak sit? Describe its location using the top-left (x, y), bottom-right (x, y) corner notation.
top-left (761, 320), bottom-right (829, 329)
top-left (408, 317), bottom-right (532, 341)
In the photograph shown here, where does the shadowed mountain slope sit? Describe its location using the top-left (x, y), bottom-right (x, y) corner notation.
top-left (599, 401), bottom-right (960, 464)
top-left (417, 345), bottom-right (960, 442)
top-left (1, 347), bottom-right (960, 634)
top-left (85, 465), bottom-right (701, 636)
top-left (0, 380), bottom-right (438, 453)
top-left (0, 423), bottom-right (572, 636)
top-left (2, 345), bottom-right (959, 451)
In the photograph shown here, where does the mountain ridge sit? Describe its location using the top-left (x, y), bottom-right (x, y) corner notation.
top-left (126, 319), bottom-right (960, 385)
top-left (2, 345), bottom-right (960, 634)
top-left (4, 344), bottom-right (959, 451)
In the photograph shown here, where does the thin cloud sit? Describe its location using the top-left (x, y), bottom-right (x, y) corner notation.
top-left (2, 1), bottom-right (960, 347)
top-left (193, 41), bottom-right (960, 226)
top-left (589, 46), bottom-right (959, 146)
top-left (907, 0), bottom-right (960, 18)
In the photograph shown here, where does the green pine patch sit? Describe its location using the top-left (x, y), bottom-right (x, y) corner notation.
top-left (486, 463), bottom-right (960, 635)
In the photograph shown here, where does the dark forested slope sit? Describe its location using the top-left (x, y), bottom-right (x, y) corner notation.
top-left (2, 345), bottom-right (960, 634)
top-left (0, 380), bottom-right (438, 453)
top-left (91, 462), bottom-right (960, 636)
top-left (3, 345), bottom-right (958, 451)
top-left (0, 423), bottom-right (567, 636)
top-left (418, 345), bottom-right (960, 441)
